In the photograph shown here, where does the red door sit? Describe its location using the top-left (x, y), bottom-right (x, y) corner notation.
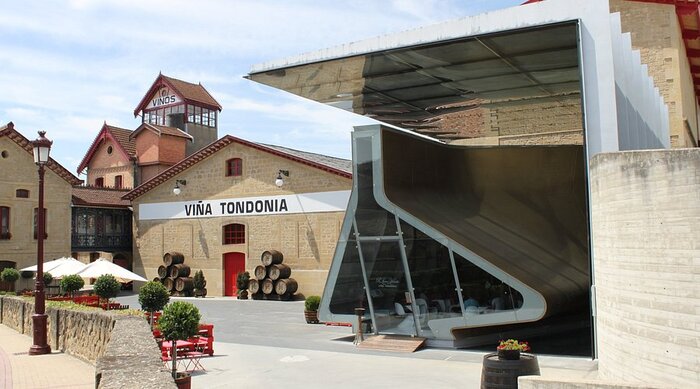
top-left (224, 252), bottom-right (245, 296)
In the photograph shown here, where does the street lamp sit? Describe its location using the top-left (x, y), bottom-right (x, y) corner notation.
top-left (29, 130), bottom-right (52, 356)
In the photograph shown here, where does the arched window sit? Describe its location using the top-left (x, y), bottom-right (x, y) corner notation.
top-left (223, 223), bottom-right (245, 244)
top-left (0, 206), bottom-right (10, 239)
top-left (226, 158), bottom-right (242, 177)
top-left (15, 189), bottom-right (29, 198)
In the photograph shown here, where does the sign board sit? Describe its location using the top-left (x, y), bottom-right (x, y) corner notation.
top-left (138, 190), bottom-right (351, 220)
top-left (147, 87), bottom-right (181, 109)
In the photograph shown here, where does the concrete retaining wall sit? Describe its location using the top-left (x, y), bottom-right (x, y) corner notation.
top-left (0, 296), bottom-right (175, 388)
top-left (590, 149), bottom-right (700, 387)
top-left (520, 376), bottom-right (671, 389)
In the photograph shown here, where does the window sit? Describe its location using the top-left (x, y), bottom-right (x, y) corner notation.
top-left (15, 189), bottom-right (29, 198)
top-left (33, 208), bottom-right (47, 240)
top-left (114, 175), bottom-right (123, 189)
top-left (95, 177), bottom-right (104, 187)
top-left (226, 158), bottom-right (242, 177)
top-left (0, 206), bottom-right (10, 239)
top-left (223, 223), bottom-right (245, 244)
top-left (107, 146), bottom-right (113, 155)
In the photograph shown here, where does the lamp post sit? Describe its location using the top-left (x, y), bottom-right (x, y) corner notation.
top-left (29, 130), bottom-right (52, 356)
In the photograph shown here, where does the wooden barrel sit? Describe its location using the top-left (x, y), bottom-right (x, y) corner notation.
top-left (157, 265), bottom-right (168, 279)
top-left (480, 353), bottom-right (540, 389)
top-left (248, 279), bottom-right (260, 294)
top-left (254, 265), bottom-right (267, 280)
top-left (274, 278), bottom-right (298, 295)
top-left (260, 250), bottom-right (283, 266)
top-left (163, 277), bottom-right (176, 291)
top-left (170, 264), bottom-right (191, 278)
top-left (251, 292), bottom-right (263, 300)
top-left (163, 252), bottom-right (185, 267)
top-left (171, 290), bottom-right (184, 297)
top-left (175, 277), bottom-right (194, 292)
top-left (261, 278), bottom-right (274, 295)
top-left (268, 264), bottom-right (291, 281)
top-left (152, 277), bottom-right (161, 283)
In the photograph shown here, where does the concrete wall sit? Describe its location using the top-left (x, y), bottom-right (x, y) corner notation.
top-left (87, 138), bottom-right (134, 188)
top-left (184, 122), bottom-right (217, 156)
top-left (590, 149), bottom-right (700, 387)
top-left (0, 137), bottom-right (73, 273)
top-left (520, 376), bottom-right (672, 389)
top-left (132, 141), bottom-right (351, 297)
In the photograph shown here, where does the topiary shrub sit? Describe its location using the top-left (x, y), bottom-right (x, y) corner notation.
top-left (1, 268), bottom-right (20, 285)
top-left (43, 272), bottom-right (53, 286)
top-left (60, 274), bottom-right (84, 298)
top-left (305, 295), bottom-right (321, 312)
top-left (159, 301), bottom-right (201, 379)
top-left (138, 281), bottom-right (170, 329)
top-left (236, 271), bottom-right (250, 299)
top-left (20, 270), bottom-right (34, 279)
top-left (93, 274), bottom-right (121, 308)
top-left (192, 270), bottom-right (206, 297)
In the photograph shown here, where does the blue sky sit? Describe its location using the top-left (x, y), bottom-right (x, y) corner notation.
top-left (0, 0), bottom-right (523, 175)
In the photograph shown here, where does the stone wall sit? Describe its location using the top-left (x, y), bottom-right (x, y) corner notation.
top-left (0, 296), bottom-right (175, 388)
top-left (519, 376), bottom-right (672, 389)
top-left (590, 149), bottom-right (700, 387)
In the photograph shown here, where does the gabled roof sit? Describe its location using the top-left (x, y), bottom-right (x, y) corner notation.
top-left (260, 143), bottom-right (352, 174)
top-left (123, 134), bottom-right (352, 201)
top-left (0, 122), bottom-right (83, 186)
top-left (77, 122), bottom-right (135, 174)
top-left (133, 74), bottom-right (222, 117)
top-left (129, 123), bottom-right (193, 141)
top-left (72, 186), bottom-right (131, 208)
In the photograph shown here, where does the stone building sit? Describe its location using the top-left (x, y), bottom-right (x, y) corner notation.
top-left (0, 122), bottom-right (82, 290)
top-left (123, 135), bottom-right (352, 298)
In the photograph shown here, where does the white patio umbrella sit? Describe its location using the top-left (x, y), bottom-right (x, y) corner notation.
top-left (48, 258), bottom-right (88, 279)
top-left (20, 257), bottom-right (73, 273)
top-left (75, 258), bottom-right (147, 283)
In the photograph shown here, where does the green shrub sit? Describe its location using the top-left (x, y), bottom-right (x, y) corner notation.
top-left (193, 270), bottom-right (206, 290)
top-left (139, 281), bottom-right (170, 313)
top-left (236, 271), bottom-right (250, 291)
top-left (1, 268), bottom-right (20, 284)
top-left (20, 270), bottom-right (34, 279)
top-left (93, 274), bottom-right (121, 303)
top-left (43, 272), bottom-right (53, 286)
top-left (60, 274), bottom-right (84, 297)
top-left (305, 295), bottom-right (321, 312)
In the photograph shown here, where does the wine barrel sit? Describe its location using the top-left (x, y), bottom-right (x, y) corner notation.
top-left (480, 353), bottom-right (540, 389)
top-left (157, 265), bottom-right (168, 279)
top-left (261, 250), bottom-right (283, 266)
top-left (254, 265), bottom-right (267, 280)
top-left (163, 277), bottom-right (176, 291)
top-left (268, 264), bottom-right (291, 280)
top-left (152, 277), bottom-right (161, 283)
top-left (249, 279), bottom-right (260, 294)
top-left (261, 278), bottom-right (274, 295)
top-left (171, 290), bottom-right (184, 297)
top-left (170, 264), bottom-right (191, 278)
top-left (274, 278), bottom-right (298, 295)
top-left (251, 292), bottom-right (263, 300)
top-left (163, 252), bottom-right (185, 267)
top-left (175, 277), bottom-right (194, 292)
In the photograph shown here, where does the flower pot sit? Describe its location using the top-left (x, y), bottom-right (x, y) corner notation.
top-left (497, 349), bottom-right (520, 360)
top-left (238, 290), bottom-right (248, 299)
top-left (304, 310), bottom-right (319, 324)
top-left (174, 372), bottom-right (191, 389)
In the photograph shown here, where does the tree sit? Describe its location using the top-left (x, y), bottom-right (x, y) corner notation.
top-left (59, 274), bottom-right (84, 298)
top-left (159, 301), bottom-right (201, 379)
top-left (43, 272), bottom-right (53, 286)
top-left (236, 271), bottom-right (250, 299)
top-left (138, 281), bottom-right (170, 329)
top-left (93, 274), bottom-right (121, 309)
top-left (1, 268), bottom-right (20, 291)
top-left (192, 270), bottom-right (206, 297)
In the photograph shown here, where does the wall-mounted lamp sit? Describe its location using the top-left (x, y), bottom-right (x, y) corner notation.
top-left (173, 179), bottom-right (187, 195)
top-left (275, 170), bottom-right (289, 187)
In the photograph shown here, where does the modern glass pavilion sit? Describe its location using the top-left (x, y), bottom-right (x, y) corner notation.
top-left (248, 0), bottom-right (669, 353)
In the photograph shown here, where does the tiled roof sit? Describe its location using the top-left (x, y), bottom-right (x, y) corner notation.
top-left (133, 74), bottom-right (222, 116)
top-left (72, 186), bottom-right (131, 208)
top-left (0, 122), bottom-right (83, 186)
top-left (77, 123), bottom-right (135, 174)
top-left (130, 123), bottom-right (193, 141)
top-left (123, 134), bottom-right (352, 200)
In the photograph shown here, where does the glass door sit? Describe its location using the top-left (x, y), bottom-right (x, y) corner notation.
top-left (359, 239), bottom-right (418, 336)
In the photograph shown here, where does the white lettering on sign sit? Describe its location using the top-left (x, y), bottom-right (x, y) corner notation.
top-left (138, 190), bottom-right (350, 220)
top-left (148, 87), bottom-right (181, 109)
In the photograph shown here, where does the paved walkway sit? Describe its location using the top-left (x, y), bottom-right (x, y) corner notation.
top-left (0, 324), bottom-right (93, 389)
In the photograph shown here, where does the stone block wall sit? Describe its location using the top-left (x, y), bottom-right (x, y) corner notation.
top-left (519, 376), bottom-right (671, 389)
top-left (590, 149), bottom-right (700, 387)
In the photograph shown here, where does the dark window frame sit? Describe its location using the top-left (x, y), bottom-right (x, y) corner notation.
top-left (223, 223), bottom-right (245, 245)
top-left (114, 175), bottom-right (123, 189)
top-left (0, 206), bottom-right (10, 240)
top-left (94, 177), bottom-right (104, 188)
top-left (15, 189), bottom-right (29, 198)
top-left (226, 158), bottom-right (242, 177)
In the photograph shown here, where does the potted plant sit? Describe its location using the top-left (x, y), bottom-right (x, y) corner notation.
top-left (159, 301), bottom-right (201, 388)
top-left (304, 295), bottom-right (321, 324)
top-left (138, 281), bottom-right (170, 330)
top-left (93, 274), bottom-right (121, 310)
top-left (1, 268), bottom-right (20, 292)
top-left (59, 274), bottom-right (84, 299)
top-left (236, 271), bottom-right (250, 299)
top-left (497, 339), bottom-right (530, 360)
top-left (192, 270), bottom-right (206, 298)
top-left (20, 270), bottom-right (34, 290)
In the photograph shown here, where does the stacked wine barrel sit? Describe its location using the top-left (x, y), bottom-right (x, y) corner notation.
top-left (249, 250), bottom-right (297, 301)
top-left (154, 252), bottom-right (200, 297)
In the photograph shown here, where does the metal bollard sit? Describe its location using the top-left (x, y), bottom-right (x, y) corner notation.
top-left (353, 307), bottom-right (365, 345)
